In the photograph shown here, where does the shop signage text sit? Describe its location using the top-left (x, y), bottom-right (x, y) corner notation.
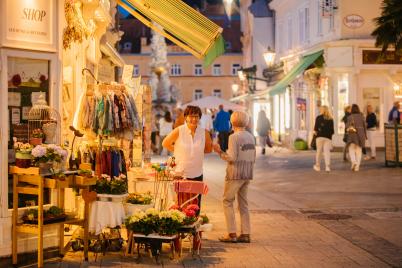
top-left (343, 14), bottom-right (364, 29)
top-left (363, 50), bottom-right (402, 65)
top-left (23, 8), bottom-right (46, 22)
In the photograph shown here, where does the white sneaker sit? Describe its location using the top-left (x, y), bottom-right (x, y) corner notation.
top-left (364, 156), bottom-right (371, 161)
top-left (325, 167), bottom-right (331, 172)
top-left (313, 165), bottom-right (320, 171)
top-left (354, 165), bottom-right (360, 171)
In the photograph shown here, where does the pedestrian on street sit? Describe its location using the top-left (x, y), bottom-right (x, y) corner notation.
top-left (346, 104), bottom-right (367, 172)
top-left (313, 106), bottom-right (334, 172)
top-left (158, 111), bottom-right (173, 155)
top-left (342, 105), bottom-right (352, 161)
top-left (388, 101), bottom-right (401, 125)
top-left (256, 110), bottom-right (271, 155)
top-left (162, 105), bottom-right (213, 210)
top-left (365, 105), bottom-right (377, 160)
top-left (214, 111), bottom-right (256, 243)
top-left (213, 104), bottom-right (231, 152)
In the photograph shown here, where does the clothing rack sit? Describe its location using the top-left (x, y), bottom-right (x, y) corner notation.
top-left (82, 68), bottom-right (100, 84)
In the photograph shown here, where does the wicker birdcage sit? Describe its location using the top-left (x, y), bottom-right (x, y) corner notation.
top-left (28, 93), bottom-right (61, 145)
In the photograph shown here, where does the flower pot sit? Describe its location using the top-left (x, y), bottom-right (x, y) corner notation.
top-left (30, 137), bottom-right (43, 146)
top-left (15, 152), bottom-right (32, 168)
top-left (294, 140), bottom-right (308, 150)
top-left (199, 223), bottom-right (213, 232)
top-left (125, 203), bottom-right (154, 215)
top-left (97, 193), bottom-right (128, 202)
top-left (38, 162), bottom-right (53, 174)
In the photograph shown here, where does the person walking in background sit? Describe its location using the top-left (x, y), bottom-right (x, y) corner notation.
top-left (200, 108), bottom-right (213, 132)
top-left (365, 105), bottom-right (377, 160)
top-left (388, 101), bottom-right (401, 125)
top-left (158, 111), bottom-right (173, 155)
top-left (213, 111), bottom-right (256, 243)
top-left (256, 110), bottom-right (271, 155)
top-left (342, 105), bottom-right (352, 162)
top-left (346, 104), bottom-right (367, 172)
top-left (313, 106), bottom-right (334, 172)
top-left (214, 105), bottom-right (231, 152)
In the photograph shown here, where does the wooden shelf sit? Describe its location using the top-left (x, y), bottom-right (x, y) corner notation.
top-left (11, 168), bottom-right (90, 267)
top-left (16, 218), bottom-right (85, 234)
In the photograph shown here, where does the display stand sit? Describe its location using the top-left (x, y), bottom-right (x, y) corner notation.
top-left (10, 167), bottom-right (94, 267)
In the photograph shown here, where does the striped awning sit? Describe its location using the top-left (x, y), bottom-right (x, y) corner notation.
top-left (117, 0), bottom-right (225, 66)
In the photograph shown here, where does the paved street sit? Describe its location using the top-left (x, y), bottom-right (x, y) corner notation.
top-left (31, 149), bottom-right (402, 267)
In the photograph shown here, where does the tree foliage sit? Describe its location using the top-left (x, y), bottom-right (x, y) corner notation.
top-left (371, 0), bottom-right (402, 55)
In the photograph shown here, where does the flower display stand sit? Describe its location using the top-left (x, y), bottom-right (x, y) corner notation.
top-left (126, 232), bottom-right (177, 264)
top-left (177, 218), bottom-right (203, 257)
top-left (10, 166), bottom-right (95, 267)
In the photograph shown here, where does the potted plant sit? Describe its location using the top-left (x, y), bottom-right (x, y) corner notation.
top-left (31, 144), bottom-right (68, 173)
top-left (125, 192), bottom-right (153, 215)
top-left (23, 205), bottom-right (67, 224)
top-left (95, 174), bottom-right (128, 202)
top-left (294, 138), bottom-right (308, 150)
top-left (169, 204), bottom-right (200, 226)
top-left (30, 129), bottom-right (45, 145)
top-left (13, 140), bottom-right (33, 168)
top-left (199, 214), bottom-right (213, 232)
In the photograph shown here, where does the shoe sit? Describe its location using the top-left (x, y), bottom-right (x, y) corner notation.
top-left (325, 167), bottom-right (331, 172)
top-left (237, 234), bottom-right (250, 243)
top-left (364, 156), bottom-right (371, 160)
top-left (371, 156), bottom-right (376, 160)
top-left (262, 148), bottom-right (266, 155)
top-left (351, 163), bottom-right (356, 171)
top-left (354, 165), bottom-right (360, 171)
top-left (219, 235), bottom-right (237, 243)
top-left (313, 165), bottom-right (320, 171)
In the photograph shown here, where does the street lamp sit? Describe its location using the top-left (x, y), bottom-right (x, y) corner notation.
top-left (263, 47), bottom-right (276, 67)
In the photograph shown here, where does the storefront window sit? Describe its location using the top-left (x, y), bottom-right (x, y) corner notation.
top-left (363, 88), bottom-right (381, 129)
top-left (337, 74), bottom-right (349, 134)
top-left (7, 57), bottom-right (51, 208)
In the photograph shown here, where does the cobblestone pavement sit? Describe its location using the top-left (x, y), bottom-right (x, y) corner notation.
top-left (25, 150), bottom-right (402, 267)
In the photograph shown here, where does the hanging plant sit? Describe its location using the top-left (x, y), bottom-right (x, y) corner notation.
top-left (62, 1), bottom-right (89, 49)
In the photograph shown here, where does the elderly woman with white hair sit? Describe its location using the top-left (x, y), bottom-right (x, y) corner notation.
top-left (214, 111), bottom-right (256, 243)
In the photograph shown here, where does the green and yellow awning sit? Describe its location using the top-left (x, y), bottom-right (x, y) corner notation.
top-left (117, 0), bottom-right (225, 66)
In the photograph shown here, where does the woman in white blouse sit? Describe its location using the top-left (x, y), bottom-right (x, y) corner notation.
top-left (162, 106), bottom-right (213, 209)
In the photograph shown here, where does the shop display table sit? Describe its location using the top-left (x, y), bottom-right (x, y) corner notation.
top-left (89, 199), bottom-right (126, 235)
top-left (177, 218), bottom-right (203, 257)
top-left (10, 167), bottom-right (95, 267)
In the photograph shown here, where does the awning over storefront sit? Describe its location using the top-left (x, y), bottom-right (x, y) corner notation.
top-left (255, 50), bottom-right (323, 97)
top-left (117, 0), bottom-right (225, 66)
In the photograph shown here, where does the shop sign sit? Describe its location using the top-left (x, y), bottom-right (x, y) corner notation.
top-left (343, 14), bottom-right (364, 29)
top-left (297, 98), bottom-right (306, 111)
top-left (362, 50), bottom-right (402, 65)
top-left (1, 0), bottom-right (56, 51)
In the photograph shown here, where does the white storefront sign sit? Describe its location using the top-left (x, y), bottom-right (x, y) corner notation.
top-left (343, 14), bottom-right (364, 29)
top-left (0, 0), bottom-right (56, 51)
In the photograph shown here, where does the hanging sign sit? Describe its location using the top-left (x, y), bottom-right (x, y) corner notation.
top-left (1, 0), bottom-right (56, 51)
top-left (343, 14), bottom-right (364, 29)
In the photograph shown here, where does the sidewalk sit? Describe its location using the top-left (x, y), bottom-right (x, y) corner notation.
top-left (30, 151), bottom-right (402, 267)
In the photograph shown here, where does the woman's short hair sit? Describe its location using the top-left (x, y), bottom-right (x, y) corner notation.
top-left (231, 111), bottom-right (249, 128)
top-left (351, 104), bottom-right (360, 114)
top-left (184, 105), bottom-right (202, 118)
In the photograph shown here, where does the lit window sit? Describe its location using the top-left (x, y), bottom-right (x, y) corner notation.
top-left (213, 89), bottom-right (222, 98)
top-left (194, 89), bottom-right (203, 100)
top-left (133, 64), bottom-right (140, 76)
top-left (194, 64), bottom-right (203, 76)
top-left (212, 64), bottom-right (221, 76)
top-left (170, 64), bottom-right (181, 76)
top-left (231, 64), bottom-right (241, 76)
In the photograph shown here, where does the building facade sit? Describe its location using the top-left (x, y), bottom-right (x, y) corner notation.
top-left (269, 0), bottom-right (402, 146)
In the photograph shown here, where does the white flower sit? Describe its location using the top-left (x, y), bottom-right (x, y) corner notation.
top-left (31, 145), bottom-right (46, 158)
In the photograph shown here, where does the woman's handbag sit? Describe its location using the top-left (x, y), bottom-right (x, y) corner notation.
top-left (266, 135), bottom-right (273, 148)
top-left (310, 135), bottom-right (317, 150)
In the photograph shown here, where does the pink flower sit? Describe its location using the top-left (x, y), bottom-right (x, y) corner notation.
top-left (184, 209), bottom-right (196, 217)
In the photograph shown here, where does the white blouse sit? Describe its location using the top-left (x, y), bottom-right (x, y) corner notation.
top-left (174, 124), bottom-right (205, 178)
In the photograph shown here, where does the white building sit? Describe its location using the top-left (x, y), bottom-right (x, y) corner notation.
top-left (267, 0), bottom-right (402, 147)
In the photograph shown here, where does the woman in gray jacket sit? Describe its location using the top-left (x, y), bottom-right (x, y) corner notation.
top-left (346, 104), bottom-right (367, 171)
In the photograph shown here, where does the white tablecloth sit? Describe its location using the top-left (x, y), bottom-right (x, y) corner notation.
top-left (89, 201), bottom-right (126, 235)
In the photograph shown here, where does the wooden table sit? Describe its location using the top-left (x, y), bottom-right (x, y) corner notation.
top-left (10, 166), bottom-right (95, 267)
